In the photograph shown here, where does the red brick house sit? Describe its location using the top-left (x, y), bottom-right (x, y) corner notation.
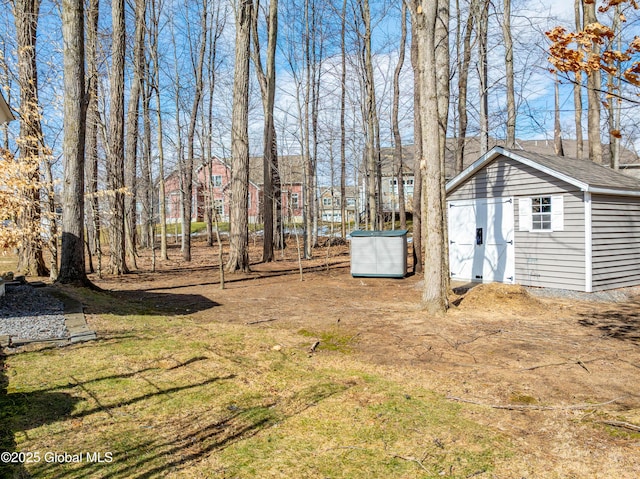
top-left (164, 156), bottom-right (304, 224)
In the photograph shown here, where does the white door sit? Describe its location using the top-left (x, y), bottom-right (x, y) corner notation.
top-left (448, 198), bottom-right (515, 283)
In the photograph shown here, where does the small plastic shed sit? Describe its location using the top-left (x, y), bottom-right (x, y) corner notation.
top-left (350, 230), bottom-right (408, 278)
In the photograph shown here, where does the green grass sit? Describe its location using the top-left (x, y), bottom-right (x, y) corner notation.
top-left (0, 287), bottom-right (510, 478)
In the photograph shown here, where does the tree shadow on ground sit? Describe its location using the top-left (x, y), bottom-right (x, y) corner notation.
top-left (577, 300), bottom-right (640, 344)
top-left (1, 349), bottom-right (81, 478)
top-left (29, 379), bottom-right (351, 479)
top-left (56, 286), bottom-right (221, 317)
top-left (136, 260), bottom-right (352, 293)
top-left (1, 353), bottom-right (235, 478)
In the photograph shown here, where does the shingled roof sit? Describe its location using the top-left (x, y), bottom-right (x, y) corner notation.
top-left (446, 146), bottom-right (640, 196)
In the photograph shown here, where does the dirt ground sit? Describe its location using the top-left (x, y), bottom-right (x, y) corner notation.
top-left (90, 238), bottom-right (640, 477)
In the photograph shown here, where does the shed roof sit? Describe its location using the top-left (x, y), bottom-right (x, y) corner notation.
top-left (446, 146), bottom-right (640, 197)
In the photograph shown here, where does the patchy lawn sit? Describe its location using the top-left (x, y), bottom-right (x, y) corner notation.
top-left (2, 239), bottom-right (640, 478)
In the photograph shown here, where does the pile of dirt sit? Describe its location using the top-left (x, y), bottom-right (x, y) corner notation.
top-left (454, 283), bottom-right (544, 313)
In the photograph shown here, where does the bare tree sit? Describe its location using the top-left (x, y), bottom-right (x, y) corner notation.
top-left (251, 0), bottom-right (279, 262)
top-left (226, 0), bottom-right (253, 272)
top-left (455, 0), bottom-right (478, 173)
top-left (149, 0), bottom-right (169, 261)
top-left (409, 0), bottom-right (448, 314)
top-left (436, 0), bottom-right (450, 296)
top-left (107, 0), bottom-right (129, 274)
top-left (182, 0), bottom-right (209, 262)
top-left (14, 0), bottom-right (48, 276)
top-left (85, 0), bottom-right (101, 275)
top-left (502, 0), bottom-right (516, 148)
top-left (411, 21), bottom-right (422, 274)
top-left (359, 0), bottom-right (381, 230)
top-left (454, 0), bottom-right (474, 174)
top-left (583, 0), bottom-right (603, 164)
top-left (554, 72), bottom-right (565, 156)
top-left (477, 0), bottom-right (489, 154)
top-left (339, 0), bottom-right (348, 238)
top-left (124, 0), bottom-right (147, 269)
top-left (58, 0), bottom-right (89, 285)
top-left (607, 2), bottom-right (622, 169)
top-left (392, 2), bottom-right (407, 230)
top-left (574, 0), bottom-right (583, 159)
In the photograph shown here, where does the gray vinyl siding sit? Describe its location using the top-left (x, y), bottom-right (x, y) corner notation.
top-left (447, 156), bottom-right (578, 201)
top-left (591, 194), bottom-right (640, 291)
top-left (515, 193), bottom-right (585, 291)
top-left (448, 155), bottom-right (587, 291)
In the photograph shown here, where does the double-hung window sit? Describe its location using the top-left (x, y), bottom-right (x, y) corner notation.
top-left (531, 196), bottom-right (552, 231)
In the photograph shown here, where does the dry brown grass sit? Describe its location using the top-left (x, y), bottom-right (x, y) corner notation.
top-left (2, 238), bottom-right (640, 478)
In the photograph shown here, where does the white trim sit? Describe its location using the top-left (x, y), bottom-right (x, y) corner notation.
top-left (584, 192), bottom-right (593, 293)
top-left (551, 195), bottom-right (564, 231)
top-left (518, 197), bottom-right (532, 231)
top-left (587, 186), bottom-right (640, 197)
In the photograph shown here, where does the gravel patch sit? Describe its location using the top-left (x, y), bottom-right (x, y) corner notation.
top-left (0, 284), bottom-right (68, 341)
top-left (526, 285), bottom-right (640, 303)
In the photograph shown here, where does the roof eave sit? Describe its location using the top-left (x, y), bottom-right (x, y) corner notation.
top-left (588, 186), bottom-right (640, 197)
top-left (445, 146), bottom-right (590, 194)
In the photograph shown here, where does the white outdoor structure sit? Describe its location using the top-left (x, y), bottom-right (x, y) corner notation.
top-left (448, 197), bottom-right (515, 284)
top-left (446, 146), bottom-right (640, 292)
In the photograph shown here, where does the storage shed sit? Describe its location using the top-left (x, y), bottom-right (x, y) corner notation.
top-left (446, 146), bottom-right (640, 292)
top-left (350, 230), bottom-right (408, 278)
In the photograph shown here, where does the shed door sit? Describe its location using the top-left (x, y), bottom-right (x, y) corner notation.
top-left (448, 198), bottom-right (515, 283)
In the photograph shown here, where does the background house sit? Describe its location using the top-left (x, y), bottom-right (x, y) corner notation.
top-left (317, 185), bottom-right (361, 223)
top-left (446, 146), bottom-right (640, 292)
top-left (164, 155), bottom-right (304, 224)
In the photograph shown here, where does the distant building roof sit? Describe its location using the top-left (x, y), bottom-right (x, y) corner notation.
top-left (379, 137), bottom-right (640, 178)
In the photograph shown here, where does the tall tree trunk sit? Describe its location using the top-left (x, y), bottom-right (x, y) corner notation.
top-left (85, 0), bottom-right (101, 275)
top-left (608, 4), bottom-right (621, 169)
top-left (574, 0), bottom-right (583, 159)
top-left (58, 0), bottom-right (89, 285)
top-left (393, 3), bottom-right (407, 231)
top-left (108, 0), bottom-right (129, 274)
top-left (183, 0), bottom-right (208, 262)
top-left (140, 77), bottom-right (153, 248)
top-left (361, 0), bottom-right (380, 230)
top-left (340, 0), bottom-right (347, 238)
top-left (411, 22), bottom-right (422, 274)
top-left (150, 0), bottom-right (169, 260)
top-left (14, 0), bottom-right (48, 277)
top-left (251, 0), bottom-right (279, 262)
top-left (124, 0), bottom-right (146, 268)
top-left (455, 0), bottom-right (474, 174)
top-left (436, 0), bottom-right (450, 295)
top-left (226, 0), bottom-right (252, 272)
top-left (583, 0), bottom-right (602, 164)
top-left (554, 73), bottom-right (565, 156)
top-left (203, 4), bottom-right (225, 248)
top-left (502, 0), bottom-right (516, 148)
top-left (302, 0), bottom-right (314, 259)
top-left (478, 0), bottom-right (489, 154)
top-left (411, 0), bottom-right (447, 314)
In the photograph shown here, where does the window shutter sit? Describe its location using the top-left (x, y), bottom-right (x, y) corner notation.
top-left (551, 195), bottom-right (564, 231)
top-left (519, 197), bottom-right (532, 231)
